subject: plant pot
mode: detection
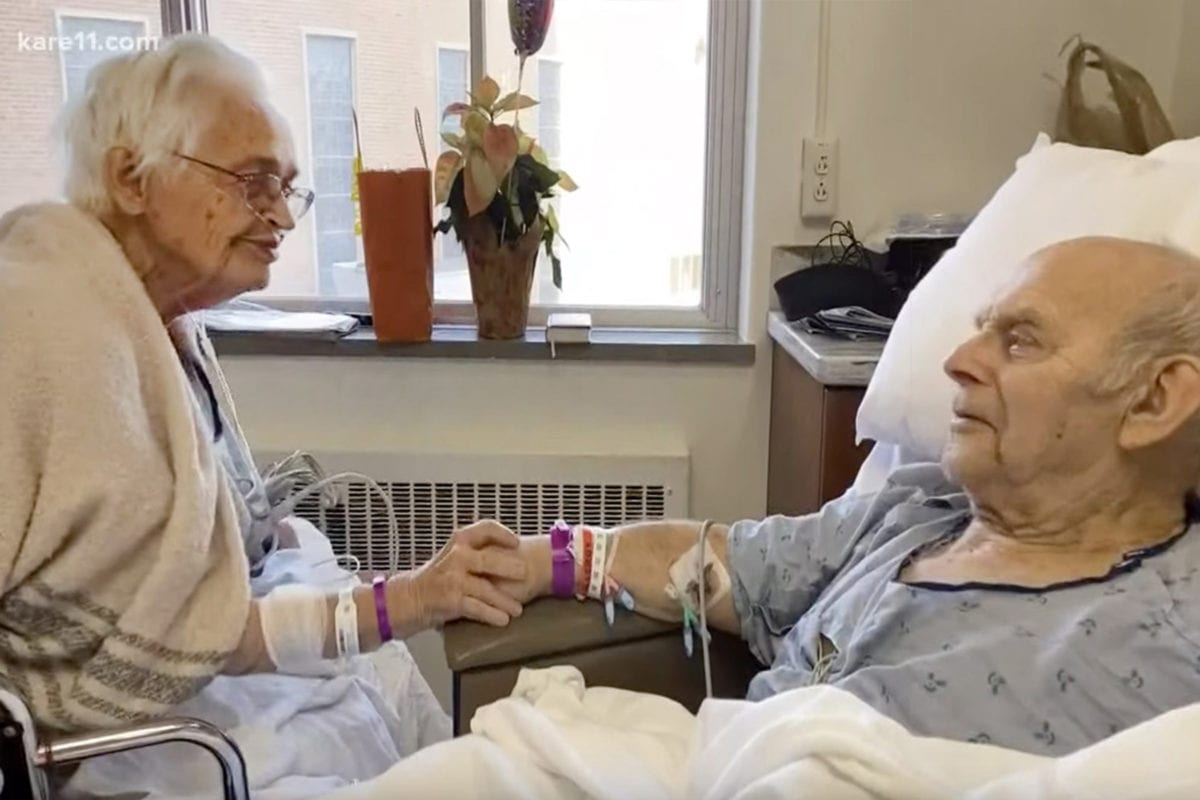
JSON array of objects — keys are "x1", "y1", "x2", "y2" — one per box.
[{"x1": 463, "y1": 214, "x2": 545, "y2": 340}]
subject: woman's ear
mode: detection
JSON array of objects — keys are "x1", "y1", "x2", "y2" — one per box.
[
  {"x1": 103, "y1": 147, "x2": 148, "y2": 215},
  {"x1": 1118, "y1": 356, "x2": 1200, "y2": 451}
]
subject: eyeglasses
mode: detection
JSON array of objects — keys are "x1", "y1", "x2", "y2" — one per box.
[{"x1": 175, "y1": 153, "x2": 315, "y2": 222}]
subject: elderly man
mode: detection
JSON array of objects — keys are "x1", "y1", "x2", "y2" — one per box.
[
  {"x1": 492, "y1": 236, "x2": 1200, "y2": 757},
  {"x1": 0, "y1": 33, "x2": 526, "y2": 796}
]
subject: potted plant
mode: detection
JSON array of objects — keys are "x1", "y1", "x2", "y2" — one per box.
[{"x1": 434, "y1": 75, "x2": 577, "y2": 339}]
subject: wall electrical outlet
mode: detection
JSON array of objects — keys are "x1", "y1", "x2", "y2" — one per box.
[{"x1": 801, "y1": 137, "x2": 838, "y2": 220}]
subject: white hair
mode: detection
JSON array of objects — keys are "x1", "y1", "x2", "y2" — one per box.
[
  {"x1": 1088, "y1": 244, "x2": 1200, "y2": 462},
  {"x1": 57, "y1": 34, "x2": 273, "y2": 216},
  {"x1": 1095, "y1": 247, "x2": 1200, "y2": 396}
]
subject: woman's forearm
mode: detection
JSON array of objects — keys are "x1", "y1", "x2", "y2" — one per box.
[
  {"x1": 223, "y1": 575, "x2": 429, "y2": 675},
  {"x1": 223, "y1": 523, "x2": 527, "y2": 675},
  {"x1": 224, "y1": 601, "x2": 270, "y2": 674}
]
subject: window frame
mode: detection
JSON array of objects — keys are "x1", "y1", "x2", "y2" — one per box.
[
  {"x1": 300, "y1": 28, "x2": 361, "y2": 296},
  {"x1": 535, "y1": 56, "x2": 562, "y2": 166},
  {"x1": 171, "y1": 0, "x2": 749, "y2": 331},
  {"x1": 434, "y1": 42, "x2": 470, "y2": 268},
  {"x1": 55, "y1": 10, "x2": 152, "y2": 102}
]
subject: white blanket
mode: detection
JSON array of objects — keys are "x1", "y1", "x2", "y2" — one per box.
[{"x1": 326, "y1": 666, "x2": 1200, "y2": 800}]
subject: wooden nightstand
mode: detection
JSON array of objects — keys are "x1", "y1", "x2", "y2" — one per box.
[{"x1": 766, "y1": 312, "x2": 882, "y2": 516}]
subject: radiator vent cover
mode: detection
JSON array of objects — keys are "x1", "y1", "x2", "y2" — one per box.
[{"x1": 294, "y1": 481, "x2": 670, "y2": 572}]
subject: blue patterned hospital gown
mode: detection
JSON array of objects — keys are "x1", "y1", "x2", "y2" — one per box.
[{"x1": 728, "y1": 463, "x2": 1200, "y2": 755}]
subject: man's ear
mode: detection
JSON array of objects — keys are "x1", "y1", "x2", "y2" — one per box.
[
  {"x1": 1118, "y1": 356, "x2": 1200, "y2": 451},
  {"x1": 103, "y1": 147, "x2": 148, "y2": 215}
]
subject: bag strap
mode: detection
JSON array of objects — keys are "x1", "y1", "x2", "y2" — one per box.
[{"x1": 1078, "y1": 43, "x2": 1152, "y2": 154}]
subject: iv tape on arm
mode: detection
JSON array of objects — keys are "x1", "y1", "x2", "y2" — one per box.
[
  {"x1": 666, "y1": 531, "x2": 730, "y2": 610},
  {"x1": 259, "y1": 583, "x2": 329, "y2": 671}
]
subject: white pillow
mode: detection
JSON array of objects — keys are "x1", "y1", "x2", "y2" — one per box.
[
  {"x1": 1148, "y1": 136, "x2": 1200, "y2": 166},
  {"x1": 856, "y1": 135, "x2": 1200, "y2": 462}
]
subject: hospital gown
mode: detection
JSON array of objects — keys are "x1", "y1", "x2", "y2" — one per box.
[{"x1": 729, "y1": 463, "x2": 1200, "y2": 756}]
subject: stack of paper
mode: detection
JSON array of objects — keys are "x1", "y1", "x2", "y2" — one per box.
[
  {"x1": 796, "y1": 305, "x2": 893, "y2": 341},
  {"x1": 202, "y1": 300, "x2": 359, "y2": 339}
]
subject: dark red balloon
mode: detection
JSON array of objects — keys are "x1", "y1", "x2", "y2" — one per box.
[{"x1": 508, "y1": 0, "x2": 555, "y2": 58}]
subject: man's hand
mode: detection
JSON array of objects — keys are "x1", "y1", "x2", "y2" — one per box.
[
  {"x1": 466, "y1": 523, "x2": 552, "y2": 606},
  {"x1": 387, "y1": 520, "x2": 528, "y2": 631}
]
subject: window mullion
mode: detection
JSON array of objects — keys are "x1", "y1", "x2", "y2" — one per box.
[
  {"x1": 701, "y1": 0, "x2": 750, "y2": 329},
  {"x1": 161, "y1": 0, "x2": 207, "y2": 35},
  {"x1": 468, "y1": 0, "x2": 486, "y2": 89}
]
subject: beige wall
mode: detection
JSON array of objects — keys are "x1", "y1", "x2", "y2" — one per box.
[
  {"x1": 776, "y1": 0, "x2": 1195, "y2": 270},
  {"x1": 1171, "y1": 0, "x2": 1200, "y2": 137}
]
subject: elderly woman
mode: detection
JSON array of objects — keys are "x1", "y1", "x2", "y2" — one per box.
[{"x1": 0, "y1": 34, "x2": 525, "y2": 796}]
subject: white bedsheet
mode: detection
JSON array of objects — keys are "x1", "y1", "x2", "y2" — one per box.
[
  {"x1": 61, "y1": 519, "x2": 451, "y2": 800},
  {"x1": 325, "y1": 666, "x2": 1200, "y2": 800}
]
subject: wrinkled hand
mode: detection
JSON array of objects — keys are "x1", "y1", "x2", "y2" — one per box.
[
  {"x1": 493, "y1": 534, "x2": 550, "y2": 606},
  {"x1": 396, "y1": 520, "x2": 527, "y2": 629}
]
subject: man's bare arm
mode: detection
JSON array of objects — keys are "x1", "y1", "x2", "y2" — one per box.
[{"x1": 513, "y1": 520, "x2": 741, "y2": 635}]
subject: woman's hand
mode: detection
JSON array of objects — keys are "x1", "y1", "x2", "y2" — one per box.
[{"x1": 387, "y1": 520, "x2": 528, "y2": 631}]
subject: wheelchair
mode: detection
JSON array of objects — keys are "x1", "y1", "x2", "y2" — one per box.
[{"x1": 0, "y1": 680, "x2": 248, "y2": 799}]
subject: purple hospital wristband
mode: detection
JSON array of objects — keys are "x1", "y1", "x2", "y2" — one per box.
[
  {"x1": 372, "y1": 576, "x2": 394, "y2": 643},
  {"x1": 550, "y1": 521, "x2": 575, "y2": 599}
]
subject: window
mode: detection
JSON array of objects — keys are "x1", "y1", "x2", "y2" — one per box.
[
  {"x1": 436, "y1": 45, "x2": 469, "y2": 296},
  {"x1": 58, "y1": 15, "x2": 150, "y2": 101},
  {"x1": 531, "y1": 57, "x2": 562, "y2": 303},
  {"x1": 536, "y1": 59, "x2": 562, "y2": 166},
  {"x1": 2, "y1": 0, "x2": 747, "y2": 329},
  {"x1": 304, "y1": 34, "x2": 359, "y2": 296},
  {"x1": 218, "y1": 0, "x2": 744, "y2": 327},
  {"x1": 0, "y1": 4, "x2": 161, "y2": 215},
  {"x1": 473, "y1": 0, "x2": 741, "y2": 323},
  {"x1": 209, "y1": 1, "x2": 473, "y2": 298},
  {"x1": 437, "y1": 47, "x2": 469, "y2": 143}
]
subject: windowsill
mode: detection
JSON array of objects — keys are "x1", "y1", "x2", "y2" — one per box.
[{"x1": 208, "y1": 324, "x2": 756, "y2": 365}]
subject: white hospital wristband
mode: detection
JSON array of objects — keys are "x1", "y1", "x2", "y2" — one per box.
[
  {"x1": 335, "y1": 586, "x2": 360, "y2": 660},
  {"x1": 588, "y1": 529, "x2": 609, "y2": 600}
]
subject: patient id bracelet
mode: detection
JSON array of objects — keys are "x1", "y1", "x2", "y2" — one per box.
[
  {"x1": 372, "y1": 575, "x2": 394, "y2": 644},
  {"x1": 576, "y1": 527, "x2": 594, "y2": 600},
  {"x1": 334, "y1": 585, "x2": 360, "y2": 660},
  {"x1": 588, "y1": 530, "x2": 609, "y2": 601},
  {"x1": 549, "y1": 521, "x2": 576, "y2": 599}
]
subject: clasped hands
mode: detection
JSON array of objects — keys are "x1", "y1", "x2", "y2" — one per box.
[{"x1": 382, "y1": 520, "x2": 542, "y2": 631}]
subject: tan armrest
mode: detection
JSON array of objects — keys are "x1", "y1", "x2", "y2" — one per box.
[{"x1": 443, "y1": 597, "x2": 677, "y2": 671}]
